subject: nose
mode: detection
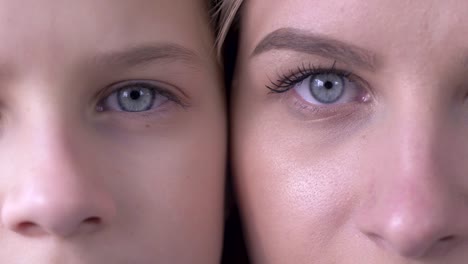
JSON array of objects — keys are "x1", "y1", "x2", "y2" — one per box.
[
  {"x1": 0, "y1": 128, "x2": 116, "y2": 238},
  {"x1": 360, "y1": 181, "x2": 464, "y2": 258},
  {"x1": 356, "y1": 105, "x2": 468, "y2": 258},
  {"x1": 2, "y1": 178, "x2": 116, "y2": 238}
]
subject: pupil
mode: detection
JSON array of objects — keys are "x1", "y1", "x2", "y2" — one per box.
[
  {"x1": 324, "y1": 81, "x2": 334, "y2": 89},
  {"x1": 130, "y1": 90, "x2": 141, "y2": 100}
]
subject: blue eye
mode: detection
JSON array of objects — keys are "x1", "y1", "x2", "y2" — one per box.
[
  {"x1": 295, "y1": 73, "x2": 359, "y2": 105},
  {"x1": 98, "y1": 82, "x2": 171, "y2": 112},
  {"x1": 118, "y1": 86, "x2": 155, "y2": 112},
  {"x1": 267, "y1": 62, "x2": 365, "y2": 106},
  {"x1": 308, "y1": 73, "x2": 345, "y2": 104}
]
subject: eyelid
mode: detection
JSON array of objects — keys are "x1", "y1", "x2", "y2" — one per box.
[
  {"x1": 96, "y1": 79, "x2": 189, "y2": 111},
  {"x1": 266, "y1": 62, "x2": 375, "y2": 103},
  {"x1": 267, "y1": 62, "x2": 352, "y2": 93},
  {"x1": 265, "y1": 62, "x2": 374, "y2": 121},
  {"x1": 287, "y1": 78, "x2": 373, "y2": 120},
  {"x1": 288, "y1": 92, "x2": 372, "y2": 121}
]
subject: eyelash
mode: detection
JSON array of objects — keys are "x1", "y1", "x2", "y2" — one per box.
[{"x1": 267, "y1": 61, "x2": 352, "y2": 93}]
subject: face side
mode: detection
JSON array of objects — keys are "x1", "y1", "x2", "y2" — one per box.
[
  {"x1": 232, "y1": 0, "x2": 468, "y2": 263},
  {"x1": 0, "y1": 0, "x2": 226, "y2": 263}
]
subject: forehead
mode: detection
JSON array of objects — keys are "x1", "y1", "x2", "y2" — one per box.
[
  {"x1": 243, "y1": 0, "x2": 468, "y2": 56},
  {"x1": 0, "y1": 0, "x2": 212, "y2": 65}
]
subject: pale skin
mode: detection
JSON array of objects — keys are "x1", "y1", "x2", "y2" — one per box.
[
  {"x1": 232, "y1": 0, "x2": 468, "y2": 263},
  {"x1": 0, "y1": 0, "x2": 225, "y2": 263}
]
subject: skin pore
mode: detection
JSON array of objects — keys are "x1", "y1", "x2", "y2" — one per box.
[
  {"x1": 0, "y1": 0, "x2": 225, "y2": 263},
  {"x1": 231, "y1": 0, "x2": 468, "y2": 263}
]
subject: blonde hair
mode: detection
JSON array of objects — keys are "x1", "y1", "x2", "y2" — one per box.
[{"x1": 213, "y1": 0, "x2": 244, "y2": 56}]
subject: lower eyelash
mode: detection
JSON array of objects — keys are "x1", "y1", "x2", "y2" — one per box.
[{"x1": 266, "y1": 61, "x2": 352, "y2": 94}]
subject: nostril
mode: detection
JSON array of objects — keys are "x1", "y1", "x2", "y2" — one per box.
[
  {"x1": 80, "y1": 217, "x2": 103, "y2": 234},
  {"x1": 439, "y1": 235, "x2": 455, "y2": 242},
  {"x1": 16, "y1": 221, "x2": 46, "y2": 236},
  {"x1": 17, "y1": 221, "x2": 36, "y2": 230},
  {"x1": 83, "y1": 217, "x2": 101, "y2": 225}
]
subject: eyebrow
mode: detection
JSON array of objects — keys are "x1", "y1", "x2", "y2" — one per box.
[
  {"x1": 252, "y1": 28, "x2": 378, "y2": 71},
  {"x1": 92, "y1": 43, "x2": 201, "y2": 69}
]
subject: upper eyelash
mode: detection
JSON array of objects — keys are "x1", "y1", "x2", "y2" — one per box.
[{"x1": 267, "y1": 61, "x2": 352, "y2": 93}]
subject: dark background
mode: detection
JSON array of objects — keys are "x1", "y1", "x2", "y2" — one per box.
[
  {"x1": 221, "y1": 203, "x2": 250, "y2": 263},
  {"x1": 219, "y1": 9, "x2": 251, "y2": 264}
]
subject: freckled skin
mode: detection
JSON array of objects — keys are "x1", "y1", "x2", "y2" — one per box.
[
  {"x1": 233, "y1": 0, "x2": 468, "y2": 263},
  {"x1": 0, "y1": 0, "x2": 225, "y2": 263}
]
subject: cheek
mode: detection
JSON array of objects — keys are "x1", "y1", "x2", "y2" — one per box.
[
  {"x1": 91, "y1": 102, "x2": 226, "y2": 259},
  {"x1": 232, "y1": 90, "x2": 368, "y2": 260}
]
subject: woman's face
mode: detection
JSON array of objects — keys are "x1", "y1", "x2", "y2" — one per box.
[
  {"x1": 233, "y1": 0, "x2": 468, "y2": 263},
  {"x1": 0, "y1": 0, "x2": 225, "y2": 263}
]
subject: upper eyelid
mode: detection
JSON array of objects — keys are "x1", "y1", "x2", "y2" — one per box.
[
  {"x1": 104, "y1": 79, "x2": 188, "y2": 101},
  {"x1": 267, "y1": 64, "x2": 376, "y2": 105},
  {"x1": 267, "y1": 63, "x2": 353, "y2": 92},
  {"x1": 98, "y1": 80, "x2": 189, "y2": 106}
]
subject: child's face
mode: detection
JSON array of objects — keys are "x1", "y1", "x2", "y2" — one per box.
[
  {"x1": 233, "y1": 0, "x2": 468, "y2": 263},
  {"x1": 0, "y1": 0, "x2": 225, "y2": 263}
]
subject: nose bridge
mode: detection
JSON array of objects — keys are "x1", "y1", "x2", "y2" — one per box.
[
  {"x1": 357, "y1": 81, "x2": 468, "y2": 258},
  {"x1": 391, "y1": 95, "x2": 441, "y2": 178},
  {"x1": 17, "y1": 96, "x2": 84, "y2": 183},
  {"x1": 375, "y1": 81, "x2": 443, "y2": 187},
  {"x1": 1, "y1": 97, "x2": 116, "y2": 238},
  {"x1": 381, "y1": 98, "x2": 451, "y2": 227}
]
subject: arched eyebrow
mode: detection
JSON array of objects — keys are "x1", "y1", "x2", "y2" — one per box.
[
  {"x1": 252, "y1": 28, "x2": 378, "y2": 71},
  {"x1": 92, "y1": 43, "x2": 201, "y2": 69}
]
